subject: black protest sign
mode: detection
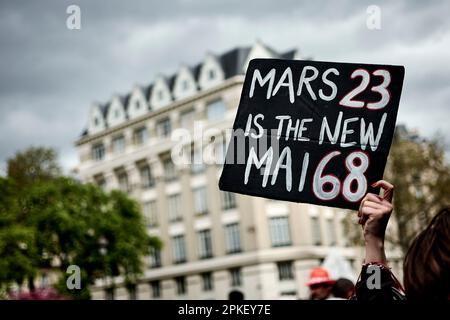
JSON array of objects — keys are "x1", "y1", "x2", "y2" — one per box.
[{"x1": 219, "y1": 59, "x2": 405, "y2": 210}]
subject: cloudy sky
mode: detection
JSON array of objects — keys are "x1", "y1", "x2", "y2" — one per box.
[{"x1": 1, "y1": 0, "x2": 449, "y2": 173}]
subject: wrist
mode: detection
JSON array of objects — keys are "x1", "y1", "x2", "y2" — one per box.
[
  {"x1": 364, "y1": 236, "x2": 386, "y2": 264},
  {"x1": 364, "y1": 235, "x2": 384, "y2": 246}
]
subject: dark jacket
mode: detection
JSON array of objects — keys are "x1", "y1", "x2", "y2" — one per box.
[{"x1": 353, "y1": 264, "x2": 406, "y2": 301}]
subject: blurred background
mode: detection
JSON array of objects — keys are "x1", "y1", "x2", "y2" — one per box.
[{"x1": 0, "y1": 0, "x2": 449, "y2": 300}]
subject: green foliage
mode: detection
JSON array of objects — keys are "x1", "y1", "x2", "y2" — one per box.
[
  {"x1": 7, "y1": 147, "x2": 61, "y2": 191},
  {"x1": 0, "y1": 178, "x2": 38, "y2": 289},
  {"x1": 54, "y1": 268, "x2": 91, "y2": 300},
  {"x1": 0, "y1": 147, "x2": 161, "y2": 299},
  {"x1": 384, "y1": 129, "x2": 450, "y2": 254}
]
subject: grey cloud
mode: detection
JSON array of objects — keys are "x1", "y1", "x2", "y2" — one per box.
[{"x1": 0, "y1": 0, "x2": 449, "y2": 173}]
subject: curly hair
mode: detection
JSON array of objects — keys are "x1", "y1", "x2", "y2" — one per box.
[{"x1": 403, "y1": 206, "x2": 450, "y2": 300}]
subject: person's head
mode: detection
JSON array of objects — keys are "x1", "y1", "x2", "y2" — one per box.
[
  {"x1": 404, "y1": 206, "x2": 450, "y2": 300},
  {"x1": 306, "y1": 267, "x2": 335, "y2": 300},
  {"x1": 228, "y1": 290, "x2": 244, "y2": 301},
  {"x1": 332, "y1": 278, "x2": 355, "y2": 299},
  {"x1": 309, "y1": 282, "x2": 334, "y2": 300}
]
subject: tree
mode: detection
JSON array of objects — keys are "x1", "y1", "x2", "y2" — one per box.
[
  {"x1": 24, "y1": 177, "x2": 161, "y2": 299},
  {"x1": 7, "y1": 147, "x2": 61, "y2": 191},
  {"x1": 0, "y1": 178, "x2": 37, "y2": 296},
  {"x1": 0, "y1": 147, "x2": 161, "y2": 299},
  {"x1": 344, "y1": 126, "x2": 450, "y2": 257},
  {"x1": 384, "y1": 127, "x2": 450, "y2": 254}
]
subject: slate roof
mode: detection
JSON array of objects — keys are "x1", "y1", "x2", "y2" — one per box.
[{"x1": 81, "y1": 44, "x2": 298, "y2": 137}]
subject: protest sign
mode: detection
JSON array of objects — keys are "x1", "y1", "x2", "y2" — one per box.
[{"x1": 219, "y1": 59, "x2": 405, "y2": 210}]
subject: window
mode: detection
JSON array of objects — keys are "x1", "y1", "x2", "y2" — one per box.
[
  {"x1": 149, "y1": 247, "x2": 161, "y2": 268},
  {"x1": 311, "y1": 216, "x2": 322, "y2": 246},
  {"x1": 140, "y1": 165, "x2": 155, "y2": 189},
  {"x1": 206, "y1": 99, "x2": 226, "y2": 121},
  {"x1": 156, "y1": 118, "x2": 171, "y2": 138},
  {"x1": 112, "y1": 135, "x2": 126, "y2": 154},
  {"x1": 214, "y1": 136, "x2": 227, "y2": 165},
  {"x1": 281, "y1": 290, "x2": 297, "y2": 297},
  {"x1": 193, "y1": 187, "x2": 208, "y2": 215},
  {"x1": 175, "y1": 277, "x2": 187, "y2": 295},
  {"x1": 94, "y1": 174, "x2": 106, "y2": 190},
  {"x1": 116, "y1": 171, "x2": 129, "y2": 193},
  {"x1": 168, "y1": 194, "x2": 182, "y2": 222},
  {"x1": 182, "y1": 80, "x2": 189, "y2": 91},
  {"x1": 201, "y1": 272, "x2": 213, "y2": 291},
  {"x1": 94, "y1": 117, "x2": 99, "y2": 126},
  {"x1": 92, "y1": 143, "x2": 105, "y2": 161},
  {"x1": 197, "y1": 229, "x2": 213, "y2": 259},
  {"x1": 221, "y1": 191, "x2": 236, "y2": 210},
  {"x1": 114, "y1": 109, "x2": 120, "y2": 118},
  {"x1": 230, "y1": 268, "x2": 242, "y2": 287},
  {"x1": 143, "y1": 201, "x2": 158, "y2": 227},
  {"x1": 327, "y1": 218, "x2": 337, "y2": 246},
  {"x1": 150, "y1": 281, "x2": 161, "y2": 298},
  {"x1": 172, "y1": 235, "x2": 186, "y2": 264},
  {"x1": 157, "y1": 90, "x2": 164, "y2": 101},
  {"x1": 208, "y1": 69, "x2": 216, "y2": 80},
  {"x1": 277, "y1": 261, "x2": 294, "y2": 280},
  {"x1": 269, "y1": 217, "x2": 292, "y2": 247},
  {"x1": 180, "y1": 108, "x2": 195, "y2": 128},
  {"x1": 224, "y1": 223, "x2": 241, "y2": 254},
  {"x1": 163, "y1": 158, "x2": 177, "y2": 182},
  {"x1": 134, "y1": 127, "x2": 148, "y2": 145},
  {"x1": 191, "y1": 146, "x2": 205, "y2": 174}
]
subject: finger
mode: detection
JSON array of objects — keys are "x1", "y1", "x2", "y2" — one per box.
[
  {"x1": 358, "y1": 194, "x2": 370, "y2": 216},
  {"x1": 383, "y1": 188, "x2": 394, "y2": 203},
  {"x1": 359, "y1": 212, "x2": 370, "y2": 226},
  {"x1": 358, "y1": 198, "x2": 365, "y2": 217},
  {"x1": 359, "y1": 206, "x2": 381, "y2": 225},
  {"x1": 358, "y1": 193, "x2": 381, "y2": 218},
  {"x1": 361, "y1": 200, "x2": 383, "y2": 210},
  {"x1": 379, "y1": 199, "x2": 393, "y2": 213},
  {"x1": 365, "y1": 193, "x2": 383, "y2": 203},
  {"x1": 361, "y1": 206, "x2": 382, "y2": 216},
  {"x1": 359, "y1": 215, "x2": 367, "y2": 226},
  {"x1": 372, "y1": 180, "x2": 394, "y2": 202}
]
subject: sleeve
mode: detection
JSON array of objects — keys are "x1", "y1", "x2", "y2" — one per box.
[{"x1": 354, "y1": 264, "x2": 405, "y2": 301}]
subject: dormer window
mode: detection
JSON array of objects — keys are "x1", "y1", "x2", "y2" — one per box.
[
  {"x1": 114, "y1": 109, "x2": 120, "y2": 118},
  {"x1": 199, "y1": 56, "x2": 224, "y2": 90},
  {"x1": 157, "y1": 90, "x2": 164, "y2": 100},
  {"x1": 208, "y1": 69, "x2": 216, "y2": 80},
  {"x1": 88, "y1": 104, "x2": 106, "y2": 134},
  {"x1": 127, "y1": 89, "x2": 148, "y2": 119},
  {"x1": 182, "y1": 80, "x2": 189, "y2": 91}
]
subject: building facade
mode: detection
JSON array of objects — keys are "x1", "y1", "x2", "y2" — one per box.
[{"x1": 75, "y1": 41, "x2": 401, "y2": 300}]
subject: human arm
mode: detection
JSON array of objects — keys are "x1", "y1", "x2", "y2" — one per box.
[{"x1": 358, "y1": 180, "x2": 394, "y2": 264}]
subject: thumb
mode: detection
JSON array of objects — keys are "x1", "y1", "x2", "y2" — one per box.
[{"x1": 371, "y1": 180, "x2": 394, "y2": 203}]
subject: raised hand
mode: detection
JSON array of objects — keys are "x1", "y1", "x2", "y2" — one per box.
[{"x1": 358, "y1": 180, "x2": 394, "y2": 263}]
